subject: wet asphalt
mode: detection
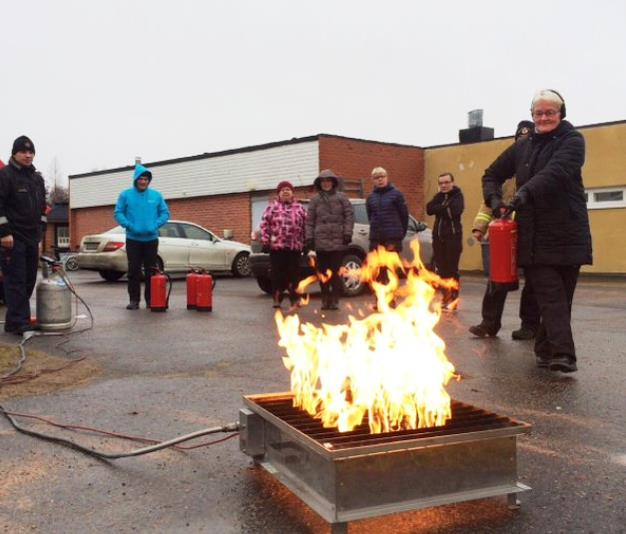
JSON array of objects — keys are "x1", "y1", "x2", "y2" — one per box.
[{"x1": 1, "y1": 271, "x2": 625, "y2": 534}]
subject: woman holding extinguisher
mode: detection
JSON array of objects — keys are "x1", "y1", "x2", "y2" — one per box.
[
  {"x1": 260, "y1": 181, "x2": 307, "y2": 309},
  {"x1": 482, "y1": 89, "x2": 592, "y2": 373}
]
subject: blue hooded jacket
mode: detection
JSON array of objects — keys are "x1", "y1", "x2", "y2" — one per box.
[{"x1": 114, "y1": 164, "x2": 170, "y2": 242}]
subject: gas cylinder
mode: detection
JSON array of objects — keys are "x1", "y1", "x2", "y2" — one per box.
[
  {"x1": 186, "y1": 270, "x2": 200, "y2": 310},
  {"x1": 488, "y1": 217, "x2": 519, "y2": 290},
  {"x1": 150, "y1": 271, "x2": 170, "y2": 312},
  {"x1": 36, "y1": 262, "x2": 73, "y2": 331},
  {"x1": 196, "y1": 272, "x2": 213, "y2": 312}
]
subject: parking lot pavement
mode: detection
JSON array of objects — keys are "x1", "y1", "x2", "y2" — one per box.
[{"x1": 1, "y1": 271, "x2": 625, "y2": 533}]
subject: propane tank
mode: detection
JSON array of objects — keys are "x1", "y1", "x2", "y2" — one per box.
[
  {"x1": 36, "y1": 261, "x2": 74, "y2": 331},
  {"x1": 186, "y1": 270, "x2": 200, "y2": 310},
  {"x1": 196, "y1": 272, "x2": 213, "y2": 312},
  {"x1": 149, "y1": 270, "x2": 170, "y2": 312},
  {"x1": 488, "y1": 217, "x2": 519, "y2": 291}
]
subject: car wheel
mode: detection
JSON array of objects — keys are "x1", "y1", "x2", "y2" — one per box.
[
  {"x1": 256, "y1": 276, "x2": 273, "y2": 294},
  {"x1": 231, "y1": 252, "x2": 251, "y2": 278},
  {"x1": 64, "y1": 256, "x2": 79, "y2": 271},
  {"x1": 340, "y1": 254, "x2": 365, "y2": 297},
  {"x1": 99, "y1": 270, "x2": 125, "y2": 282}
]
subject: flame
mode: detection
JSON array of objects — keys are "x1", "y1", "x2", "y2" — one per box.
[{"x1": 276, "y1": 241, "x2": 459, "y2": 434}]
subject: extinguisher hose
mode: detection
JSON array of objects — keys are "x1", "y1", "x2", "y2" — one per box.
[{"x1": 165, "y1": 272, "x2": 173, "y2": 306}]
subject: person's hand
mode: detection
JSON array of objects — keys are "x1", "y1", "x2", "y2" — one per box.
[
  {"x1": 508, "y1": 187, "x2": 530, "y2": 213},
  {"x1": 261, "y1": 244, "x2": 270, "y2": 253},
  {"x1": 488, "y1": 196, "x2": 507, "y2": 217},
  {"x1": 472, "y1": 230, "x2": 484, "y2": 242},
  {"x1": 343, "y1": 235, "x2": 351, "y2": 245},
  {"x1": 0, "y1": 235, "x2": 14, "y2": 249}
]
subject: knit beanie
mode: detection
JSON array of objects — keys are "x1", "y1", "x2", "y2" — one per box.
[
  {"x1": 12, "y1": 135, "x2": 36, "y2": 155},
  {"x1": 276, "y1": 180, "x2": 294, "y2": 194}
]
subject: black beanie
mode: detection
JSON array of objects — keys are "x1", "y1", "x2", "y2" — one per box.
[{"x1": 12, "y1": 135, "x2": 36, "y2": 155}]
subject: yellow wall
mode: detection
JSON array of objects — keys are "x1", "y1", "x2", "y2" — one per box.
[{"x1": 423, "y1": 121, "x2": 626, "y2": 274}]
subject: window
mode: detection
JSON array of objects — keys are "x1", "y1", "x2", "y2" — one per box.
[
  {"x1": 585, "y1": 187, "x2": 626, "y2": 210},
  {"x1": 353, "y1": 203, "x2": 369, "y2": 225},
  {"x1": 56, "y1": 225, "x2": 70, "y2": 247},
  {"x1": 182, "y1": 224, "x2": 214, "y2": 241},
  {"x1": 159, "y1": 222, "x2": 182, "y2": 238}
]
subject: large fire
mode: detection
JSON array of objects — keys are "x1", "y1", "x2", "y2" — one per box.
[{"x1": 275, "y1": 241, "x2": 458, "y2": 434}]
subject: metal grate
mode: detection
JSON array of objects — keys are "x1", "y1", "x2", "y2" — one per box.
[{"x1": 251, "y1": 395, "x2": 525, "y2": 451}]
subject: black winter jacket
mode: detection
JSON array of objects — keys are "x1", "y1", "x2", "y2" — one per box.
[
  {"x1": 482, "y1": 120, "x2": 592, "y2": 266},
  {"x1": 0, "y1": 158, "x2": 47, "y2": 244},
  {"x1": 426, "y1": 186, "x2": 464, "y2": 241},
  {"x1": 366, "y1": 184, "x2": 409, "y2": 243}
]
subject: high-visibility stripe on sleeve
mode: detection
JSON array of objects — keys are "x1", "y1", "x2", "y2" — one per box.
[
  {"x1": 0, "y1": 216, "x2": 8, "y2": 225},
  {"x1": 40, "y1": 215, "x2": 47, "y2": 223}
]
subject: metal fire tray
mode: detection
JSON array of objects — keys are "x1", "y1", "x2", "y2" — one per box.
[{"x1": 240, "y1": 393, "x2": 531, "y2": 532}]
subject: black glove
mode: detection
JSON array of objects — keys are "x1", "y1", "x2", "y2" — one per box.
[
  {"x1": 508, "y1": 187, "x2": 530, "y2": 212},
  {"x1": 261, "y1": 244, "x2": 270, "y2": 253},
  {"x1": 305, "y1": 239, "x2": 315, "y2": 252},
  {"x1": 488, "y1": 196, "x2": 508, "y2": 218},
  {"x1": 343, "y1": 235, "x2": 351, "y2": 245}
]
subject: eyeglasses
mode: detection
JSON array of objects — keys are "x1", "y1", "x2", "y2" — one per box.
[
  {"x1": 438, "y1": 181, "x2": 452, "y2": 185},
  {"x1": 532, "y1": 109, "x2": 560, "y2": 118}
]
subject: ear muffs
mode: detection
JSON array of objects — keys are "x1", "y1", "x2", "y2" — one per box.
[{"x1": 547, "y1": 89, "x2": 566, "y2": 119}]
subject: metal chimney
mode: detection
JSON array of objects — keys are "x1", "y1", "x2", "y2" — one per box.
[{"x1": 468, "y1": 109, "x2": 484, "y2": 128}]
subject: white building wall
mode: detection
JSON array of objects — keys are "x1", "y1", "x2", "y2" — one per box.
[{"x1": 70, "y1": 141, "x2": 319, "y2": 209}]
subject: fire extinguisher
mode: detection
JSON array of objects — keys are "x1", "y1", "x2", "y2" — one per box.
[
  {"x1": 196, "y1": 271, "x2": 214, "y2": 312},
  {"x1": 488, "y1": 216, "x2": 520, "y2": 291},
  {"x1": 186, "y1": 269, "x2": 201, "y2": 310},
  {"x1": 150, "y1": 269, "x2": 172, "y2": 312}
]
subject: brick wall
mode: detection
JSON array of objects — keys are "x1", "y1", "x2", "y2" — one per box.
[
  {"x1": 318, "y1": 135, "x2": 425, "y2": 218},
  {"x1": 70, "y1": 192, "x2": 251, "y2": 249}
]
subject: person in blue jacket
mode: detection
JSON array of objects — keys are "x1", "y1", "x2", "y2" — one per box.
[{"x1": 114, "y1": 164, "x2": 169, "y2": 309}]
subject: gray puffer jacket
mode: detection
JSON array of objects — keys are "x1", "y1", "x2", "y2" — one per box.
[{"x1": 305, "y1": 190, "x2": 354, "y2": 251}]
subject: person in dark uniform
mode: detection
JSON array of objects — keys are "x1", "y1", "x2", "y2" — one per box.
[
  {"x1": 469, "y1": 121, "x2": 540, "y2": 339},
  {"x1": 482, "y1": 89, "x2": 592, "y2": 373},
  {"x1": 426, "y1": 172, "x2": 464, "y2": 309},
  {"x1": 0, "y1": 136, "x2": 48, "y2": 335}
]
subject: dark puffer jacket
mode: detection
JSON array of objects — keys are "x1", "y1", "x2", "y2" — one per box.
[
  {"x1": 0, "y1": 158, "x2": 47, "y2": 244},
  {"x1": 305, "y1": 188, "x2": 354, "y2": 251},
  {"x1": 366, "y1": 184, "x2": 409, "y2": 243},
  {"x1": 426, "y1": 186, "x2": 464, "y2": 241},
  {"x1": 482, "y1": 120, "x2": 592, "y2": 266}
]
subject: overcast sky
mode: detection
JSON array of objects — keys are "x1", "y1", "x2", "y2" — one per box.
[{"x1": 2, "y1": 0, "x2": 625, "y2": 187}]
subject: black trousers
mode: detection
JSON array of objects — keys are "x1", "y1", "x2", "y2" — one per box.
[
  {"x1": 0, "y1": 239, "x2": 39, "y2": 328},
  {"x1": 525, "y1": 265, "x2": 580, "y2": 361},
  {"x1": 269, "y1": 250, "x2": 301, "y2": 299},
  {"x1": 316, "y1": 250, "x2": 343, "y2": 301},
  {"x1": 433, "y1": 237, "x2": 462, "y2": 301},
  {"x1": 481, "y1": 275, "x2": 540, "y2": 333},
  {"x1": 126, "y1": 239, "x2": 159, "y2": 304}
]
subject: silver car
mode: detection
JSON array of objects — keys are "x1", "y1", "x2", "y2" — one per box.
[{"x1": 78, "y1": 220, "x2": 252, "y2": 281}]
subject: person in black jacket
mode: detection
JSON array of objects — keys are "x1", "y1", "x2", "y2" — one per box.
[
  {"x1": 0, "y1": 136, "x2": 48, "y2": 335},
  {"x1": 426, "y1": 172, "x2": 464, "y2": 309},
  {"x1": 366, "y1": 167, "x2": 408, "y2": 253},
  {"x1": 482, "y1": 89, "x2": 592, "y2": 373}
]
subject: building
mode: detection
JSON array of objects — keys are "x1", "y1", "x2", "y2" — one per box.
[{"x1": 69, "y1": 122, "x2": 626, "y2": 274}]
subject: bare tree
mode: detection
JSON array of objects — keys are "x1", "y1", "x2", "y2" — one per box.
[{"x1": 48, "y1": 157, "x2": 69, "y2": 203}]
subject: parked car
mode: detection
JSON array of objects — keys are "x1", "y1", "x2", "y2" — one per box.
[
  {"x1": 77, "y1": 220, "x2": 251, "y2": 281},
  {"x1": 249, "y1": 199, "x2": 433, "y2": 296}
]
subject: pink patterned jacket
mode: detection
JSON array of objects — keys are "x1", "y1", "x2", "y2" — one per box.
[{"x1": 260, "y1": 199, "x2": 307, "y2": 251}]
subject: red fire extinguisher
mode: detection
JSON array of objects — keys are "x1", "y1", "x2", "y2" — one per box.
[
  {"x1": 150, "y1": 270, "x2": 172, "y2": 312},
  {"x1": 488, "y1": 216, "x2": 519, "y2": 291},
  {"x1": 186, "y1": 270, "x2": 200, "y2": 310},
  {"x1": 196, "y1": 271, "x2": 214, "y2": 312}
]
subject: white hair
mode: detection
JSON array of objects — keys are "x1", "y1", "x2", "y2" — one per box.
[
  {"x1": 531, "y1": 89, "x2": 564, "y2": 111},
  {"x1": 371, "y1": 166, "x2": 388, "y2": 178}
]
